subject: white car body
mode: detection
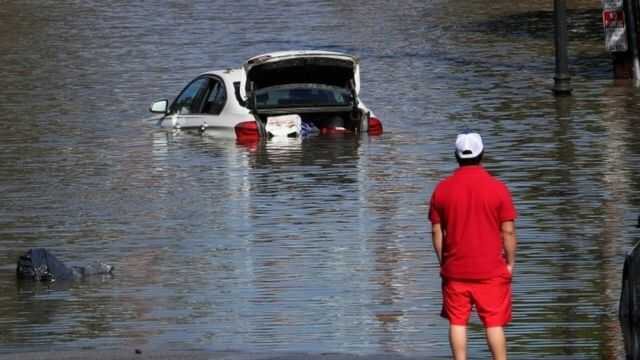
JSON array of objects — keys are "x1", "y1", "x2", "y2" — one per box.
[
  {"x1": 149, "y1": 51, "x2": 382, "y2": 140},
  {"x1": 151, "y1": 68, "x2": 252, "y2": 138}
]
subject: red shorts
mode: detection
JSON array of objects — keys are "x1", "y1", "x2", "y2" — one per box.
[{"x1": 441, "y1": 270, "x2": 512, "y2": 327}]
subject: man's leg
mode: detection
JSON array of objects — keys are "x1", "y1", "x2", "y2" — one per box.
[
  {"x1": 485, "y1": 326, "x2": 507, "y2": 360},
  {"x1": 475, "y1": 271, "x2": 511, "y2": 360},
  {"x1": 449, "y1": 324, "x2": 467, "y2": 360}
]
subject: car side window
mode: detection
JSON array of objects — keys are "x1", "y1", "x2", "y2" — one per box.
[
  {"x1": 202, "y1": 79, "x2": 227, "y2": 115},
  {"x1": 172, "y1": 78, "x2": 209, "y2": 115}
]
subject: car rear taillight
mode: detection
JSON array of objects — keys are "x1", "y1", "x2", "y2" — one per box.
[
  {"x1": 368, "y1": 116, "x2": 383, "y2": 135},
  {"x1": 235, "y1": 120, "x2": 260, "y2": 143},
  {"x1": 320, "y1": 127, "x2": 350, "y2": 135}
]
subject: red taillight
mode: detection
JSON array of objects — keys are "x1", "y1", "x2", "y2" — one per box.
[
  {"x1": 320, "y1": 127, "x2": 350, "y2": 135},
  {"x1": 368, "y1": 116, "x2": 383, "y2": 135},
  {"x1": 235, "y1": 120, "x2": 260, "y2": 143}
]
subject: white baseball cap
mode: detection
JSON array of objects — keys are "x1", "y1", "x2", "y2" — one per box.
[{"x1": 455, "y1": 132, "x2": 484, "y2": 159}]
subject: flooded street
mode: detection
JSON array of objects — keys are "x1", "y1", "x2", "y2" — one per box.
[{"x1": 1, "y1": 0, "x2": 639, "y2": 358}]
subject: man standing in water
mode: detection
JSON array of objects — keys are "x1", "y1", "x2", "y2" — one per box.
[{"x1": 428, "y1": 132, "x2": 517, "y2": 360}]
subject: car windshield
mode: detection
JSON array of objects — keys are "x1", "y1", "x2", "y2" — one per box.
[{"x1": 254, "y1": 84, "x2": 352, "y2": 108}]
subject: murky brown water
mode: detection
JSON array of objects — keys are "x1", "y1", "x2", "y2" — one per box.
[{"x1": 1, "y1": 0, "x2": 638, "y2": 358}]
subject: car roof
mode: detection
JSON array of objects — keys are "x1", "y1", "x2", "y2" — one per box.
[{"x1": 199, "y1": 68, "x2": 244, "y2": 82}]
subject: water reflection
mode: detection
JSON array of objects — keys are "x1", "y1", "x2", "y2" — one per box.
[{"x1": 597, "y1": 83, "x2": 638, "y2": 358}]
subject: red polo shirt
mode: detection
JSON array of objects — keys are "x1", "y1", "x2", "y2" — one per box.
[{"x1": 429, "y1": 165, "x2": 517, "y2": 280}]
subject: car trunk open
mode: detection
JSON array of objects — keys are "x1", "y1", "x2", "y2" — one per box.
[{"x1": 242, "y1": 52, "x2": 365, "y2": 137}]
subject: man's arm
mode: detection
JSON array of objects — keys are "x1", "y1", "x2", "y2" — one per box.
[
  {"x1": 501, "y1": 221, "x2": 517, "y2": 273},
  {"x1": 432, "y1": 223, "x2": 443, "y2": 265}
]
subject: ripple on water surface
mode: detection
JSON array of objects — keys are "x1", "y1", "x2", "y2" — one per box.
[{"x1": 0, "y1": 0, "x2": 637, "y2": 358}]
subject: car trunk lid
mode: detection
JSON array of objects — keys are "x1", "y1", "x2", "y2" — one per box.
[{"x1": 240, "y1": 51, "x2": 360, "y2": 103}]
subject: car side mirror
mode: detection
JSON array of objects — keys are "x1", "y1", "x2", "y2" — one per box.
[{"x1": 149, "y1": 99, "x2": 169, "y2": 114}]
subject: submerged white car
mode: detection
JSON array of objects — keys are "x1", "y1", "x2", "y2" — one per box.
[{"x1": 149, "y1": 51, "x2": 383, "y2": 141}]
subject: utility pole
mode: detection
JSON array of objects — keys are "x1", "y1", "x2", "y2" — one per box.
[{"x1": 553, "y1": 0, "x2": 573, "y2": 95}]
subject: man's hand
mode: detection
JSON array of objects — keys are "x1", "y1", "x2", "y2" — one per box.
[
  {"x1": 501, "y1": 221, "x2": 517, "y2": 274},
  {"x1": 432, "y1": 223, "x2": 443, "y2": 265}
]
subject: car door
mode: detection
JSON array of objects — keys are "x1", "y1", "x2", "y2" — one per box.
[{"x1": 169, "y1": 76, "x2": 227, "y2": 130}]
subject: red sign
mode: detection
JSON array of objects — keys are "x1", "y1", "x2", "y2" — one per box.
[{"x1": 603, "y1": 10, "x2": 625, "y2": 28}]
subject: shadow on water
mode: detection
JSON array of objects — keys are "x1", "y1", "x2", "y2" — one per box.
[
  {"x1": 359, "y1": 6, "x2": 611, "y2": 81},
  {"x1": 471, "y1": 9, "x2": 604, "y2": 42},
  {"x1": 468, "y1": 8, "x2": 611, "y2": 79}
]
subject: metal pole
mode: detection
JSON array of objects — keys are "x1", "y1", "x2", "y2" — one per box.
[
  {"x1": 553, "y1": 0, "x2": 573, "y2": 95},
  {"x1": 625, "y1": 0, "x2": 640, "y2": 80}
]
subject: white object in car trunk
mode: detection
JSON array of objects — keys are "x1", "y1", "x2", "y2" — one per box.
[{"x1": 266, "y1": 114, "x2": 302, "y2": 137}]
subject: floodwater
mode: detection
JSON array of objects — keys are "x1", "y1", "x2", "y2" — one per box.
[{"x1": 0, "y1": 0, "x2": 638, "y2": 358}]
